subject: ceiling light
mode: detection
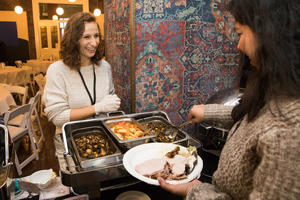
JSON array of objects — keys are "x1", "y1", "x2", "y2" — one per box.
[
  {"x1": 14, "y1": 6, "x2": 23, "y2": 14},
  {"x1": 69, "y1": 0, "x2": 76, "y2": 2},
  {"x1": 93, "y1": 8, "x2": 101, "y2": 16},
  {"x1": 52, "y1": 15, "x2": 58, "y2": 20},
  {"x1": 56, "y1": 7, "x2": 64, "y2": 16}
]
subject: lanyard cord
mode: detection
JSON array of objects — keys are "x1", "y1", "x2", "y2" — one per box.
[{"x1": 78, "y1": 64, "x2": 96, "y2": 105}]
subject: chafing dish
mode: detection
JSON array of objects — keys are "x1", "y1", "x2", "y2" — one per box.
[
  {"x1": 137, "y1": 116, "x2": 189, "y2": 145},
  {"x1": 58, "y1": 111, "x2": 201, "y2": 198},
  {"x1": 70, "y1": 126, "x2": 122, "y2": 169},
  {"x1": 102, "y1": 117, "x2": 155, "y2": 149}
]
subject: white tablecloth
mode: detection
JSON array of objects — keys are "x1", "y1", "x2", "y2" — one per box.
[
  {"x1": 26, "y1": 60, "x2": 55, "y2": 75},
  {"x1": 0, "y1": 66, "x2": 30, "y2": 85},
  {"x1": 0, "y1": 87, "x2": 16, "y2": 115}
]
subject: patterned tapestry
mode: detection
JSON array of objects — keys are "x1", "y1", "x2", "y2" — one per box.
[
  {"x1": 105, "y1": 0, "x2": 240, "y2": 131},
  {"x1": 104, "y1": 0, "x2": 132, "y2": 114},
  {"x1": 135, "y1": 0, "x2": 240, "y2": 127}
]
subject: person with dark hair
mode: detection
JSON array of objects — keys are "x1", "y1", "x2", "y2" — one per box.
[
  {"x1": 158, "y1": 0, "x2": 300, "y2": 199},
  {"x1": 43, "y1": 12, "x2": 120, "y2": 134}
]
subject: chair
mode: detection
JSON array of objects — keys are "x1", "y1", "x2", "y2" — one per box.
[
  {"x1": 4, "y1": 104, "x2": 39, "y2": 176},
  {"x1": 28, "y1": 91, "x2": 45, "y2": 152},
  {"x1": 0, "y1": 84, "x2": 28, "y2": 105},
  {"x1": 12, "y1": 68, "x2": 25, "y2": 86},
  {"x1": 15, "y1": 60, "x2": 23, "y2": 68},
  {"x1": 21, "y1": 65, "x2": 35, "y2": 95},
  {"x1": 34, "y1": 74, "x2": 46, "y2": 91},
  {"x1": 34, "y1": 74, "x2": 46, "y2": 116},
  {"x1": 12, "y1": 61, "x2": 34, "y2": 95},
  {"x1": 7, "y1": 91, "x2": 45, "y2": 152}
]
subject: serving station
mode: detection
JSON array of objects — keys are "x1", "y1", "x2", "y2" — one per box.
[{"x1": 54, "y1": 111, "x2": 202, "y2": 198}]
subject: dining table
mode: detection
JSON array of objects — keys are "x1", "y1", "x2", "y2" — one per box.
[
  {"x1": 25, "y1": 59, "x2": 55, "y2": 75},
  {"x1": 0, "y1": 87, "x2": 16, "y2": 115},
  {"x1": 0, "y1": 66, "x2": 32, "y2": 86}
]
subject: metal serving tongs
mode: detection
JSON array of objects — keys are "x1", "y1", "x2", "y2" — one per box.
[
  {"x1": 178, "y1": 120, "x2": 192, "y2": 129},
  {"x1": 166, "y1": 120, "x2": 192, "y2": 140}
]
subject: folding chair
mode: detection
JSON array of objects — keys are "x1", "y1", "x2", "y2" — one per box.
[
  {"x1": 34, "y1": 74, "x2": 46, "y2": 116},
  {"x1": 0, "y1": 84, "x2": 28, "y2": 105},
  {"x1": 7, "y1": 92, "x2": 45, "y2": 152},
  {"x1": 28, "y1": 91, "x2": 45, "y2": 152},
  {"x1": 21, "y1": 65, "x2": 35, "y2": 95},
  {"x1": 15, "y1": 60, "x2": 23, "y2": 68},
  {"x1": 4, "y1": 104, "x2": 39, "y2": 176}
]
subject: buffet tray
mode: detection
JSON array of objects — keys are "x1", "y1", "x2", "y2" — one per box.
[
  {"x1": 137, "y1": 116, "x2": 189, "y2": 145},
  {"x1": 102, "y1": 117, "x2": 155, "y2": 150},
  {"x1": 59, "y1": 111, "x2": 202, "y2": 195},
  {"x1": 70, "y1": 126, "x2": 122, "y2": 169}
]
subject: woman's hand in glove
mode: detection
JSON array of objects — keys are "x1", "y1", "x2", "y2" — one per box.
[{"x1": 95, "y1": 94, "x2": 121, "y2": 114}]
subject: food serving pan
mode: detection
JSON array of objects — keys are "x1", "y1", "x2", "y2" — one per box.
[
  {"x1": 137, "y1": 116, "x2": 189, "y2": 145},
  {"x1": 102, "y1": 117, "x2": 156, "y2": 149},
  {"x1": 70, "y1": 126, "x2": 122, "y2": 169},
  {"x1": 59, "y1": 111, "x2": 202, "y2": 198}
]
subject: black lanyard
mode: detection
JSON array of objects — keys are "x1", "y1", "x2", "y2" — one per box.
[{"x1": 78, "y1": 64, "x2": 96, "y2": 105}]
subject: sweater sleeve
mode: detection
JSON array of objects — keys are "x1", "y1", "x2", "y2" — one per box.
[
  {"x1": 203, "y1": 104, "x2": 234, "y2": 129},
  {"x1": 43, "y1": 63, "x2": 71, "y2": 127}
]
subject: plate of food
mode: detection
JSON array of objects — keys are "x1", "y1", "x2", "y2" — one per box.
[{"x1": 123, "y1": 143, "x2": 203, "y2": 186}]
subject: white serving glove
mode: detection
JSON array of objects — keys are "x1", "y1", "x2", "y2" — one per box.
[{"x1": 95, "y1": 94, "x2": 121, "y2": 115}]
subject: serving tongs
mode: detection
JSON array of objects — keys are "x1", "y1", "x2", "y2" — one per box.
[
  {"x1": 178, "y1": 120, "x2": 193, "y2": 129},
  {"x1": 166, "y1": 121, "x2": 192, "y2": 139}
]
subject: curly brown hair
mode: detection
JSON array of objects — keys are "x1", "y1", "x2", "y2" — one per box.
[{"x1": 60, "y1": 12, "x2": 104, "y2": 70}]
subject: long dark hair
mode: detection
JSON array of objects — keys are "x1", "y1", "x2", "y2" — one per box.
[
  {"x1": 60, "y1": 12, "x2": 104, "y2": 70},
  {"x1": 227, "y1": 0, "x2": 300, "y2": 122}
]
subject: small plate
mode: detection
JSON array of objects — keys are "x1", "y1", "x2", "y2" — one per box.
[
  {"x1": 115, "y1": 191, "x2": 151, "y2": 200},
  {"x1": 123, "y1": 143, "x2": 203, "y2": 186},
  {"x1": 22, "y1": 169, "x2": 56, "y2": 189}
]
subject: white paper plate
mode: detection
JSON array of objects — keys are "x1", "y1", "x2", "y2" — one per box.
[
  {"x1": 23, "y1": 169, "x2": 56, "y2": 189},
  {"x1": 123, "y1": 143, "x2": 203, "y2": 186},
  {"x1": 115, "y1": 191, "x2": 151, "y2": 200}
]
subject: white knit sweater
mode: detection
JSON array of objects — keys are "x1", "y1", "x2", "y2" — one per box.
[{"x1": 43, "y1": 60, "x2": 115, "y2": 133}]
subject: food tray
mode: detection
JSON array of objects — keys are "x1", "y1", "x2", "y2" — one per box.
[
  {"x1": 70, "y1": 126, "x2": 122, "y2": 169},
  {"x1": 137, "y1": 116, "x2": 189, "y2": 144},
  {"x1": 102, "y1": 117, "x2": 156, "y2": 149}
]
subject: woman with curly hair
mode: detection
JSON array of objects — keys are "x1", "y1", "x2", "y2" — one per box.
[
  {"x1": 43, "y1": 12, "x2": 120, "y2": 134},
  {"x1": 159, "y1": 0, "x2": 300, "y2": 199}
]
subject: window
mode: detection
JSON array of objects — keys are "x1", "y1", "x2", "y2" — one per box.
[
  {"x1": 50, "y1": 26, "x2": 58, "y2": 48},
  {"x1": 39, "y1": 3, "x2": 83, "y2": 20},
  {"x1": 40, "y1": 26, "x2": 48, "y2": 48}
]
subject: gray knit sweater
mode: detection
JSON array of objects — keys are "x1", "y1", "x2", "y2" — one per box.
[
  {"x1": 187, "y1": 97, "x2": 300, "y2": 200},
  {"x1": 43, "y1": 60, "x2": 115, "y2": 133}
]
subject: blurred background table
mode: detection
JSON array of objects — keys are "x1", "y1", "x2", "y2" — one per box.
[
  {"x1": 0, "y1": 66, "x2": 31, "y2": 86},
  {"x1": 25, "y1": 60, "x2": 55, "y2": 75}
]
